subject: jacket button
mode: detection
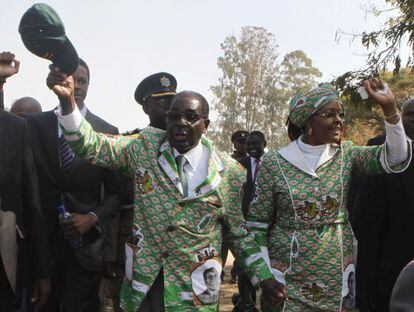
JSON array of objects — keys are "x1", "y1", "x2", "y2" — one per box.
[
  {"x1": 162, "y1": 251, "x2": 170, "y2": 258},
  {"x1": 166, "y1": 225, "x2": 176, "y2": 232}
]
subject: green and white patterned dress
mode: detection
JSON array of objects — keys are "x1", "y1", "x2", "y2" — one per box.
[
  {"x1": 247, "y1": 140, "x2": 407, "y2": 311},
  {"x1": 64, "y1": 120, "x2": 273, "y2": 312}
]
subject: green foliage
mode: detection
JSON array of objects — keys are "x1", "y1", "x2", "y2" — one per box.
[
  {"x1": 344, "y1": 67, "x2": 414, "y2": 144},
  {"x1": 335, "y1": 0, "x2": 414, "y2": 97},
  {"x1": 210, "y1": 26, "x2": 321, "y2": 151},
  {"x1": 280, "y1": 50, "x2": 322, "y2": 94}
]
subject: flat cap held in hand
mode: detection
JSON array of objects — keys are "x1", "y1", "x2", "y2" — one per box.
[{"x1": 19, "y1": 3, "x2": 79, "y2": 75}]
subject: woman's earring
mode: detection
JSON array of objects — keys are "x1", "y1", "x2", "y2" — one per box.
[{"x1": 308, "y1": 127, "x2": 313, "y2": 136}]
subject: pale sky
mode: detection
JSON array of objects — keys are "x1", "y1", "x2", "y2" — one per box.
[{"x1": 1, "y1": 0, "x2": 392, "y2": 131}]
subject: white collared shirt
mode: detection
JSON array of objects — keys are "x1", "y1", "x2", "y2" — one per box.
[
  {"x1": 250, "y1": 155, "x2": 264, "y2": 181},
  {"x1": 57, "y1": 104, "x2": 87, "y2": 137},
  {"x1": 173, "y1": 141, "x2": 209, "y2": 198}
]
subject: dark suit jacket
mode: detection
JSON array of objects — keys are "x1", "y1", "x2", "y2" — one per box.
[
  {"x1": 24, "y1": 109, "x2": 122, "y2": 272},
  {"x1": 240, "y1": 156, "x2": 253, "y2": 219},
  {"x1": 0, "y1": 110, "x2": 49, "y2": 306},
  {"x1": 352, "y1": 135, "x2": 414, "y2": 311}
]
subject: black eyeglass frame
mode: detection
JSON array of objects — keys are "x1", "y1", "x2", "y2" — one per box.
[{"x1": 166, "y1": 111, "x2": 208, "y2": 124}]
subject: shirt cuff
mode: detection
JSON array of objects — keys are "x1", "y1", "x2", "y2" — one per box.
[
  {"x1": 382, "y1": 118, "x2": 408, "y2": 168},
  {"x1": 54, "y1": 105, "x2": 83, "y2": 133}
]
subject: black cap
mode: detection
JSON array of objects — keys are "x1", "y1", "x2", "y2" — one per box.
[
  {"x1": 18, "y1": 3, "x2": 79, "y2": 75},
  {"x1": 231, "y1": 130, "x2": 249, "y2": 143},
  {"x1": 134, "y1": 72, "x2": 177, "y2": 105}
]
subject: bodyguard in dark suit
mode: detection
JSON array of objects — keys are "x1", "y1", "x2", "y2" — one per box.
[
  {"x1": 240, "y1": 131, "x2": 267, "y2": 218},
  {"x1": 24, "y1": 59, "x2": 122, "y2": 312},
  {"x1": 234, "y1": 131, "x2": 266, "y2": 312},
  {"x1": 0, "y1": 52, "x2": 50, "y2": 312},
  {"x1": 352, "y1": 99, "x2": 414, "y2": 312}
]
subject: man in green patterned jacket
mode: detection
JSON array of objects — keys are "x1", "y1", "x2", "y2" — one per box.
[{"x1": 46, "y1": 67, "x2": 285, "y2": 312}]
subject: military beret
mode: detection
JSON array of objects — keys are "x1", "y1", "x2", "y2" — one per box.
[
  {"x1": 19, "y1": 3, "x2": 79, "y2": 75},
  {"x1": 231, "y1": 130, "x2": 249, "y2": 143},
  {"x1": 134, "y1": 72, "x2": 177, "y2": 105}
]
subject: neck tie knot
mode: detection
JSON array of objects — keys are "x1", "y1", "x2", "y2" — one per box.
[{"x1": 176, "y1": 155, "x2": 187, "y2": 168}]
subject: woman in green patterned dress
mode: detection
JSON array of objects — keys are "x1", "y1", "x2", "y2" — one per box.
[{"x1": 247, "y1": 80, "x2": 411, "y2": 311}]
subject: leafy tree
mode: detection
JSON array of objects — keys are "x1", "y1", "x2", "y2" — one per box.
[
  {"x1": 344, "y1": 67, "x2": 414, "y2": 144},
  {"x1": 279, "y1": 50, "x2": 322, "y2": 95},
  {"x1": 210, "y1": 26, "x2": 280, "y2": 150},
  {"x1": 210, "y1": 27, "x2": 321, "y2": 151},
  {"x1": 335, "y1": 0, "x2": 414, "y2": 98}
]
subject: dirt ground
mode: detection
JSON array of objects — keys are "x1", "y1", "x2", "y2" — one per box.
[{"x1": 219, "y1": 252, "x2": 238, "y2": 311}]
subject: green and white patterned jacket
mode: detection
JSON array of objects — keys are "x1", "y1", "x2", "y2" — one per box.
[{"x1": 64, "y1": 120, "x2": 273, "y2": 312}]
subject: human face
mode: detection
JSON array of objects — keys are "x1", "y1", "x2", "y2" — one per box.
[
  {"x1": 402, "y1": 102, "x2": 414, "y2": 140},
  {"x1": 73, "y1": 65, "x2": 89, "y2": 107},
  {"x1": 233, "y1": 139, "x2": 247, "y2": 154},
  {"x1": 167, "y1": 96, "x2": 210, "y2": 154},
  {"x1": 204, "y1": 269, "x2": 218, "y2": 291},
  {"x1": 144, "y1": 96, "x2": 172, "y2": 130},
  {"x1": 247, "y1": 135, "x2": 266, "y2": 159},
  {"x1": 304, "y1": 100, "x2": 344, "y2": 145}
]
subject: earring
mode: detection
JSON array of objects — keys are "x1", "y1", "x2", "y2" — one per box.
[{"x1": 308, "y1": 127, "x2": 313, "y2": 136}]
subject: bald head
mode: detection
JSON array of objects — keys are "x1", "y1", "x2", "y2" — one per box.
[
  {"x1": 10, "y1": 97, "x2": 42, "y2": 116},
  {"x1": 401, "y1": 98, "x2": 414, "y2": 140}
]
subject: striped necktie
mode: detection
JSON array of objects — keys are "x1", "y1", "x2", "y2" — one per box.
[
  {"x1": 253, "y1": 158, "x2": 262, "y2": 182},
  {"x1": 176, "y1": 155, "x2": 188, "y2": 197},
  {"x1": 59, "y1": 134, "x2": 75, "y2": 177}
]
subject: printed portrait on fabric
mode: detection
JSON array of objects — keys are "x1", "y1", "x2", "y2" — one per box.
[
  {"x1": 342, "y1": 263, "x2": 356, "y2": 309},
  {"x1": 191, "y1": 258, "x2": 222, "y2": 305},
  {"x1": 125, "y1": 224, "x2": 145, "y2": 281}
]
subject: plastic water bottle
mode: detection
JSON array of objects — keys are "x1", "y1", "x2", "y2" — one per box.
[{"x1": 57, "y1": 205, "x2": 83, "y2": 249}]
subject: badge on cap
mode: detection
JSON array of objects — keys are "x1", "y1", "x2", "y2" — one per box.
[{"x1": 160, "y1": 76, "x2": 171, "y2": 87}]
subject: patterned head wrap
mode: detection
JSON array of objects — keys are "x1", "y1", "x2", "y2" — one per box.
[{"x1": 288, "y1": 84, "x2": 342, "y2": 128}]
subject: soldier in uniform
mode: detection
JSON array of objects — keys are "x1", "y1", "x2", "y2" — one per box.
[
  {"x1": 230, "y1": 130, "x2": 249, "y2": 162},
  {"x1": 123, "y1": 72, "x2": 177, "y2": 135}
]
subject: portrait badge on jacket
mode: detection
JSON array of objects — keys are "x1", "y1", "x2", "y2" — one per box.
[{"x1": 135, "y1": 168, "x2": 157, "y2": 194}]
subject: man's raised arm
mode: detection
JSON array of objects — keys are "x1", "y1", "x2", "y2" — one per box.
[
  {"x1": 47, "y1": 66, "x2": 139, "y2": 175},
  {"x1": 0, "y1": 51, "x2": 20, "y2": 110}
]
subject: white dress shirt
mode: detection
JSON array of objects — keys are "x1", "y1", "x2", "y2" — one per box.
[
  {"x1": 173, "y1": 142, "x2": 209, "y2": 198},
  {"x1": 57, "y1": 104, "x2": 87, "y2": 137},
  {"x1": 250, "y1": 155, "x2": 264, "y2": 181}
]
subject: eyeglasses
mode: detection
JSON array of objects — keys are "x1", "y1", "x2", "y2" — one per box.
[
  {"x1": 313, "y1": 111, "x2": 345, "y2": 120},
  {"x1": 167, "y1": 111, "x2": 207, "y2": 124}
]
